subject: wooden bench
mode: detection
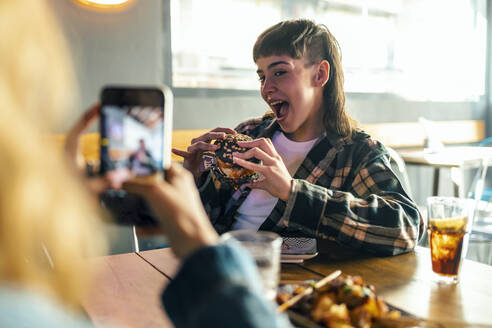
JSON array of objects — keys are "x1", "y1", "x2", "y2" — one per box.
[
  {"x1": 47, "y1": 130, "x2": 210, "y2": 163},
  {"x1": 170, "y1": 129, "x2": 209, "y2": 162},
  {"x1": 49, "y1": 120, "x2": 485, "y2": 163}
]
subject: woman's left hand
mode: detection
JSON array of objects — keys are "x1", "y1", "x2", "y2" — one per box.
[
  {"x1": 64, "y1": 103, "x2": 127, "y2": 194},
  {"x1": 64, "y1": 103, "x2": 100, "y2": 171},
  {"x1": 233, "y1": 137, "x2": 292, "y2": 201}
]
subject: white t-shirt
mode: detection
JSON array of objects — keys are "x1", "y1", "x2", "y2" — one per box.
[{"x1": 232, "y1": 131, "x2": 318, "y2": 231}]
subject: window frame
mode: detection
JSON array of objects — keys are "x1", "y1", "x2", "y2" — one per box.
[{"x1": 163, "y1": 0, "x2": 490, "y2": 102}]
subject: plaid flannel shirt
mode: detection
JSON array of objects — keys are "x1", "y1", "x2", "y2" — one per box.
[{"x1": 198, "y1": 115, "x2": 424, "y2": 256}]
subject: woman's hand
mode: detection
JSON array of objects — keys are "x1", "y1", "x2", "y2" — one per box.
[
  {"x1": 172, "y1": 127, "x2": 236, "y2": 180},
  {"x1": 233, "y1": 138, "x2": 292, "y2": 201},
  {"x1": 64, "y1": 103, "x2": 100, "y2": 171},
  {"x1": 64, "y1": 103, "x2": 127, "y2": 194},
  {"x1": 123, "y1": 163, "x2": 219, "y2": 259}
]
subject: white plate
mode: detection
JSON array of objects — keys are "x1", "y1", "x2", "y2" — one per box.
[
  {"x1": 281, "y1": 238, "x2": 318, "y2": 263},
  {"x1": 281, "y1": 252, "x2": 319, "y2": 263}
]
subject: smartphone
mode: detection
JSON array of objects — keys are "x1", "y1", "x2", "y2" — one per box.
[
  {"x1": 99, "y1": 85, "x2": 173, "y2": 226},
  {"x1": 100, "y1": 86, "x2": 173, "y2": 176}
]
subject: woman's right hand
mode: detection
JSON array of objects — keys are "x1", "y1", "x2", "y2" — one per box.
[
  {"x1": 123, "y1": 163, "x2": 219, "y2": 259},
  {"x1": 172, "y1": 127, "x2": 236, "y2": 180}
]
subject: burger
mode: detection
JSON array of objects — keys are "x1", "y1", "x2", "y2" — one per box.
[{"x1": 211, "y1": 134, "x2": 259, "y2": 189}]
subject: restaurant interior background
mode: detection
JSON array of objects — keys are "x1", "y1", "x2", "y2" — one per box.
[{"x1": 49, "y1": 0, "x2": 492, "y2": 258}]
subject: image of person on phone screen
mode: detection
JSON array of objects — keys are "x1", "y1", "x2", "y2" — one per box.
[{"x1": 128, "y1": 138, "x2": 157, "y2": 176}]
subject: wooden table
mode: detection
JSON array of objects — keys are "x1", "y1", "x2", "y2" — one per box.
[
  {"x1": 83, "y1": 245, "x2": 492, "y2": 328},
  {"x1": 83, "y1": 252, "x2": 174, "y2": 328},
  {"x1": 398, "y1": 146, "x2": 492, "y2": 197}
]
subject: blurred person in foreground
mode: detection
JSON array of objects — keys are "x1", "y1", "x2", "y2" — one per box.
[
  {"x1": 0, "y1": 0, "x2": 106, "y2": 326},
  {"x1": 2, "y1": 0, "x2": 289, "y2": 327}
]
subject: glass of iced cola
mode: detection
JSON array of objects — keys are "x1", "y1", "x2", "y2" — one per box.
[{"x1": 427, "y1": 197, "x2": 473, "y2": 284}]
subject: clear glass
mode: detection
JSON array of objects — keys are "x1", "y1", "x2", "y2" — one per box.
[
  {"x1": 427, "y1": 197, "x2": 473, "y2": 284},
  {"x1": 220, "y1": 230, "x2": 282, "y2": 300},
  {"x1": 170, "y1": 0, "x2": 486, "y2": 101}
]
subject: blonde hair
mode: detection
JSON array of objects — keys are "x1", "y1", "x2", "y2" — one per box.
[{"x1": 0, "y1": 0, "x2": 106, "y2": 309}]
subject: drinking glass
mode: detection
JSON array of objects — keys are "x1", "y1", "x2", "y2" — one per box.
[
  {"x1": 220, "y1": 230, "x2": 282, "y2": 300},
  {"x1": 427, "y1": 197, "x2": 473, "y2": 284}
]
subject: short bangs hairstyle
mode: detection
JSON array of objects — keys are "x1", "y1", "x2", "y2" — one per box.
[{"x1": 253, "y1": 19, "x2": 355, "y2": 138}]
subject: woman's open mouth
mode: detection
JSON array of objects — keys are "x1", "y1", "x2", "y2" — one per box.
[{"x1": 270, "y1": 100, "x2": 289, "y2": 121}]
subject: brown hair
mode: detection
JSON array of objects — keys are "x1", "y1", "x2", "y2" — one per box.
[{"x1": 253, "y1": 19, "x2": 356, "y2": 137}]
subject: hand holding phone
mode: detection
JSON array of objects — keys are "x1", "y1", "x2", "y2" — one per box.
[
  {"x1": 122, "y1": 163, "x2": 219, "y2": 259},
  {"x1": 99, "y1": 85, "x2": 173, "y2": 226}
]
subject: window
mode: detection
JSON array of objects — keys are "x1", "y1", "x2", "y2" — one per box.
[{"x1": 170, "y1": 0, "x2": 487, "y2": 101}]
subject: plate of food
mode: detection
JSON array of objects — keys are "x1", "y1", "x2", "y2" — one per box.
[
  {"x1": 281, "y1": 238, "x2": 318, "y2": 263},
  {"x1": 276, "y1": 271, "x2": 444, "y2": 328}
]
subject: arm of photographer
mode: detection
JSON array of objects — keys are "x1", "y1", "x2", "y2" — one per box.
[
  {"x1": 124, "y1": 164, "x2": 292, "y2": 328},
  {"x1": 64, "y1": 107, "x2": 291, "y2": 327}
]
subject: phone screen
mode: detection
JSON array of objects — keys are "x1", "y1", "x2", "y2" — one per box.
[
  {"x1": 98, "y1": 86, "x2": 173, "y2": 227},
  {"x1": 101, "y1": 105, "x2": 164, "y2": 176},
  {"x1": 100, "y1": 86, "x2": 172, "y2": 177}
]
